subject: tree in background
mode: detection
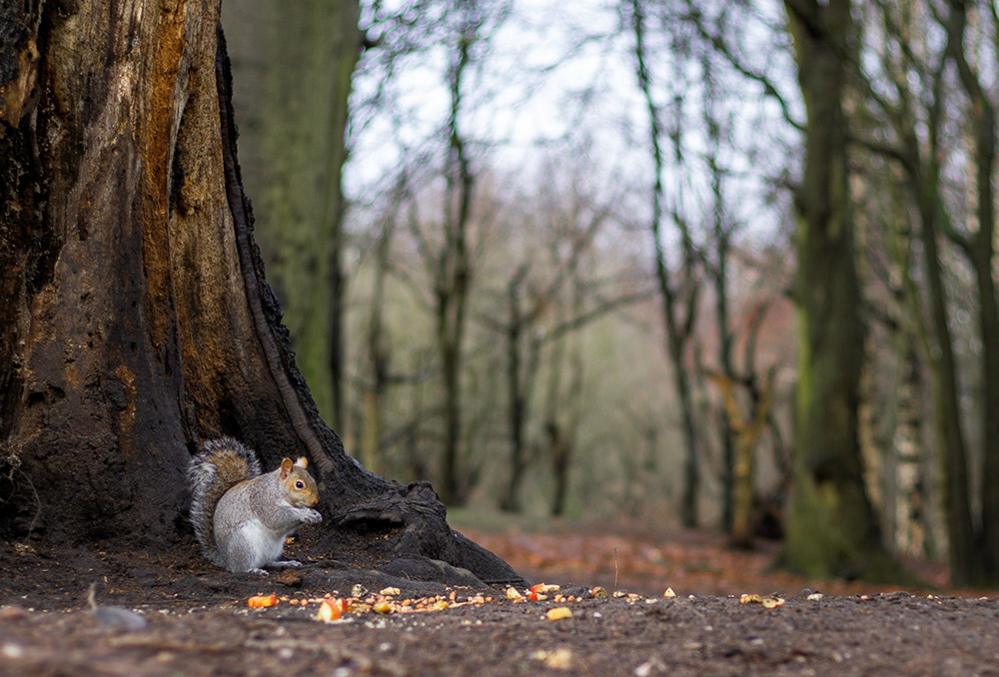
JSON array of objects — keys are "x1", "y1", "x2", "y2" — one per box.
[
  {"x1": 359, "y1": 178, "x2": 404, "y2": 476},
  {"x1": 779, "y1": 0, "x2": 895, "y2": 579},
  {"x1": 224, "y1": 0, "x2": 361, "y2": 428},
  {"x1": 262, "y1": 0, "x2": 997, "y2": 587},
  {"x1": 699, "y1": 52, "x2": 738, "y2": 533},
  {"x1": 386, "y1": 0, "x2": 511, "y2": 505},
  {"x1": 433, "y1": 0, "x2": 478, "y2": 504},
  {"x1": 851, "y1": 0, "x2": 998, "y2": 584},
  {"x1": 483, "y1": 178, "x2": 612, "y2": 513},
  {"x1": 629, "y1": 0, "x2": 704, "y2": 528}
]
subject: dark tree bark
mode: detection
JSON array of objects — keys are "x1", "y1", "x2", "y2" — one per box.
[{"x1": 0, "y1": 0, "x2": 520, "y2": 588}]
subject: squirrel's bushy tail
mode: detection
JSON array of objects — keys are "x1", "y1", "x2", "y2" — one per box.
[{"x1": 188, "y1": 437, "x2": 261, "y2": 565}]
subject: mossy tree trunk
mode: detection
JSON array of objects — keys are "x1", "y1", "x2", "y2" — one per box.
[
  {"x1": 0, "y1": 0, "x2": 520, "y2": 588},
  {"x1": 781, "y1": 0, "x2": 895, "y2": 579},
  {"x1": 223, "y1": 0, "x2": 359, "y2": 429}
]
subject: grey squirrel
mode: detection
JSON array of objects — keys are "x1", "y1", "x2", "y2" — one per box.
[{"x1": 188, "y1": 437, "x2": 323, "y2": 574}]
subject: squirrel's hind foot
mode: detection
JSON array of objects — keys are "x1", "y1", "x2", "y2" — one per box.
[
  {"x1": 248, "y1": 568, "x2": 269, "y2": 575},
  {"x1": 269, "y1": 559, "x2": 303, "y2": 568}
]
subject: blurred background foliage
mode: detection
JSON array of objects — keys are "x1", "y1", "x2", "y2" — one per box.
[{"x1": 223, "y1": 0, "x2": 999, "y2": 585}]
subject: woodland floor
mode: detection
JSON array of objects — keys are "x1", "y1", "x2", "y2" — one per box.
[{"x1": 1, "y1": 517, "x2": 998, "y2": 676}]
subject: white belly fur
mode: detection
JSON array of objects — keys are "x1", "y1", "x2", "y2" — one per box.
[{"x1": 240, "y1": 519, "x2": 285, "y2": 568}]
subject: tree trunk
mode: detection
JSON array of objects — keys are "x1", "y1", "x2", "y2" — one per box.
[
  {"x1": 911, "y1": 143, "x2": 977, "y2": 584},
  {"x1": 859, "y1": 0, "x2": 978, "y2": 583},
  {"x1": 223, "y1": 0, "x2": 357, "y2": 429},
  {"x1": 499, "y1": 275, "x2": 527, "y2": 513},
  {"x1": 701, "y1": 53, "x2": 736, "y2": 533},
  {"x1": 360, "y1": 202, "x2": 397, "y2": 477},
  {"x1": 945, "y1": 2, "x2": 999, "y2": 579},
  {"x1": 630, "y1": 0, "x2": 701, "y2": 528},
  {"x1": 0, "y1": 0, "x2": 520, "y2": 588},
  {"x1": 675, "y1": 363, "x2": 700, "y2": 528},
  {"x1": 434, "y1": 6, "x2": 476, "y2": 505},
  {"x1": 730, "y1": 430, "x2": 756, "y2": 549},
  {"x1": 781, "y1": 0, "x2": 895, "y2": 579},
  {"x1": 548, "y1": 422, "x2": 571, "y2": 517},
  {"x1": 893, "y1": 339, "x2": 929, "y2": 557},
  {"x1": 714, "y1": 260, "x2": 735, "y2": 534},
  {"x1": 438, "y1": 311, "x2": 466, "y2": 504},
  {"x1": 884, "y1": 180, "x2": 933, "y2": 558}
]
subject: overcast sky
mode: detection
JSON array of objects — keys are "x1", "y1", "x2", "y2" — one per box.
[{"x1": 345, "y1": 0, "x2": 800, "y2": 250}]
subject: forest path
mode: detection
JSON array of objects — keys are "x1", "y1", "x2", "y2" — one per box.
[
  {"x1": 457, "y1": 519, "x2": 960, "y2": 598},
  {"x1": 1, "y1": 526, "x2": 995, "y2": 675}
]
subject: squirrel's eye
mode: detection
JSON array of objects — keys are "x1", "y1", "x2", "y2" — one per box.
[{"x1": 295, "y1": 480, "x2": 304, "y2": 490}]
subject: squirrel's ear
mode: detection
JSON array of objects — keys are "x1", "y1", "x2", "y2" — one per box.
[
  {"x1": 279, "y1": 457, "x2": 293, "y2": 479},
  {"x1": 294, "y1": 456, "x2": 308, "y2": 469}
]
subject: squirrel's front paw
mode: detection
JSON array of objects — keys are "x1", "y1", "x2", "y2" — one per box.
[{"x1": 302, "y1": 509, "x2": 323, "y2": 525}]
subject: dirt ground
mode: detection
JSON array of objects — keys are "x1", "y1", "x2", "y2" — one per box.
[{"x1": 2, "y1": 531, "x2": 998, "y2": 676}]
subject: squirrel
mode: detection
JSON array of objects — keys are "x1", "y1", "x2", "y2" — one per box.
[{"x1": 188, "y1": 437, "x2": 323, "y2": 574}]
